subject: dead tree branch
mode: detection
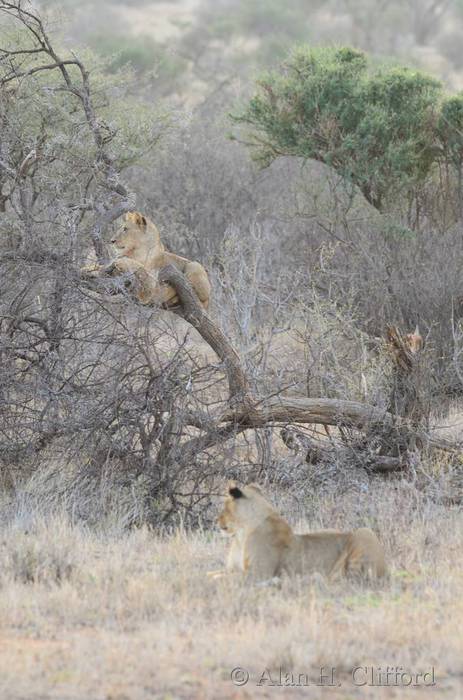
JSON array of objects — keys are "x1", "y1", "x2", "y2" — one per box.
[{"x1": 0, "y1": 0, "x2": 134, "y2": 260}]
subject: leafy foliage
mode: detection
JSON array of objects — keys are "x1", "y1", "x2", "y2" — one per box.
[
  {"x1": 438, "y1": 93, "x2": 463, "y2": 171},
  {"x1": 233, "y1": 46, "x2": 443, "y2": 210}
]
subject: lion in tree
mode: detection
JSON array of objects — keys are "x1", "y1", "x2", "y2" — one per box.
[{"x1": 83, "y1": 212, "x2": 211, "y2": 309}]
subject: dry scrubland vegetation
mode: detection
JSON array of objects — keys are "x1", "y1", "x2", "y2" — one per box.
[
  {"x1": 0, "y1": 486, "x2": 462, "y2": 699},
  {"x1": 1, "y1": 0, "x2": 463, "y2": 698}
]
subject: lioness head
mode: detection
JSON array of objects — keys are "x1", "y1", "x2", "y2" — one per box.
[
  {"x1": 110, "y1": 211, "x2": 162, "y2": 258},
  {"x1": 218, "y1": 481, "x2": 273, "y2": 533}
]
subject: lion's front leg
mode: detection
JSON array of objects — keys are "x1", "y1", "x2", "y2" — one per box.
[
  {"x1": 107, "y1": 257, "x2": 147, "y2": 274},
  {"x1": 109, "y1": 258, "x2": 179, "y2": 307},
  {"x1": 80, "y1": 257, "x2": 141, "y2": 278},
  {"x1": 81, "y1": 257, "x2": 179, "y2": 308},
  {"x1": 82, "y1": 256, "x2": 145, "y2": 275}
]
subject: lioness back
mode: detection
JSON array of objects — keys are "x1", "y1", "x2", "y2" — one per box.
[
  {"x1": 287, "y1": 528, "x2": 387, "y2": 579},
  {"x1": 286, "y1": 530, "x2": 351, "y2": 577}
]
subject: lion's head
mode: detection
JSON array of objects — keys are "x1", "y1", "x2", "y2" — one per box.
[
  {"x1": 110, "y1": 211, "x2": 162, "y2": 260},
  {"x1": 217, "y1": 481, "x2": 273, "y2": 533}
]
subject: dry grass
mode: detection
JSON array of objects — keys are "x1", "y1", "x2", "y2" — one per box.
[
  {"x1": 0, "y1": 483, "x2": 461, "y2": 700},
  {"x1": 432, "y1": 403, "x2": 463, "y2": 441}
]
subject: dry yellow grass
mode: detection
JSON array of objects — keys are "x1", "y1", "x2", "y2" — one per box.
[{"x1": 0, "y1": 486, "x2": 461, "y2": 700}]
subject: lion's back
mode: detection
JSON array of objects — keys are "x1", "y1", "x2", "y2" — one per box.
[
  {"x1": 286, "y1": 530, "x2": 350, "y2": 576},
  {"x1": 286, "y1": 527, "x2": 387, "y2": 580}
]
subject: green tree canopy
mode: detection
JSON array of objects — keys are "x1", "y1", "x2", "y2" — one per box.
[
  {"x1": 438, "y1": 94, "x2": 463, "y2": 167},
  {"x1": 232, "y1": 46, "x2": 444, "y2": 211}
]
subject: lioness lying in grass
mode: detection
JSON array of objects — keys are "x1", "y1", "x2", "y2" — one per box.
[{"x1": 208, "y1": 482, "x2": 387, "y2": 582}]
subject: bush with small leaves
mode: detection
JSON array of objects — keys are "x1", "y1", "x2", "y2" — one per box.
[{"x1": 232, "y1": 46, "x2": 442, "y2": 212}]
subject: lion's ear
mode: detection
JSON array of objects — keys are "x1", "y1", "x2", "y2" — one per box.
[
  {"x1": 228, "y1": 484, "x2": 244, "y2": 499},
  {"x1": 134, "y1": 212, "x2": 147, "y2": 228},
  {"x1": 125, "y1": 211, "x2": 147, "y2": 227}
]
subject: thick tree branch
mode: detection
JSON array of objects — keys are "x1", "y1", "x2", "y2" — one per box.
[
  {"x1": 159, "y1": 268, "x2": 463, "y2": 454},
  {"x1": 158, "y1": 264, "x2": 251, "y2": 403}
]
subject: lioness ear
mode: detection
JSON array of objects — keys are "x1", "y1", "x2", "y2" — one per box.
[
  {"x1": 125, "y1": 211, "x2": 147, "y2": 227},
  {"x1": 229, "y1": 486, "x2": 244, "y2": 499},
  {"x1": 134, "y1": 212, "x2": 147, "y2": 227}
]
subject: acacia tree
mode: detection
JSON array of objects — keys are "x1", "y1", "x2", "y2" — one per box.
[
  {"x1": 438, "y1": 93, "x2": 463, "y2": 216},
  {"x1": 232, "y1": 46, "x2": 443, "y2": 213}
]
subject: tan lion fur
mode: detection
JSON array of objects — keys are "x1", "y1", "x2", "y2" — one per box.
[
  {"x1": 83, "y1": 211, "x2": 211, "y2": 309},
  {"x1": 208, "y1": 482, "x2": 387, "y2": 582}
]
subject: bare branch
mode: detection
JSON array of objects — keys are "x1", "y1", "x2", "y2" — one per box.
[{"x1": 0, "y1": 0, "x2": 133, "y2": 260}]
